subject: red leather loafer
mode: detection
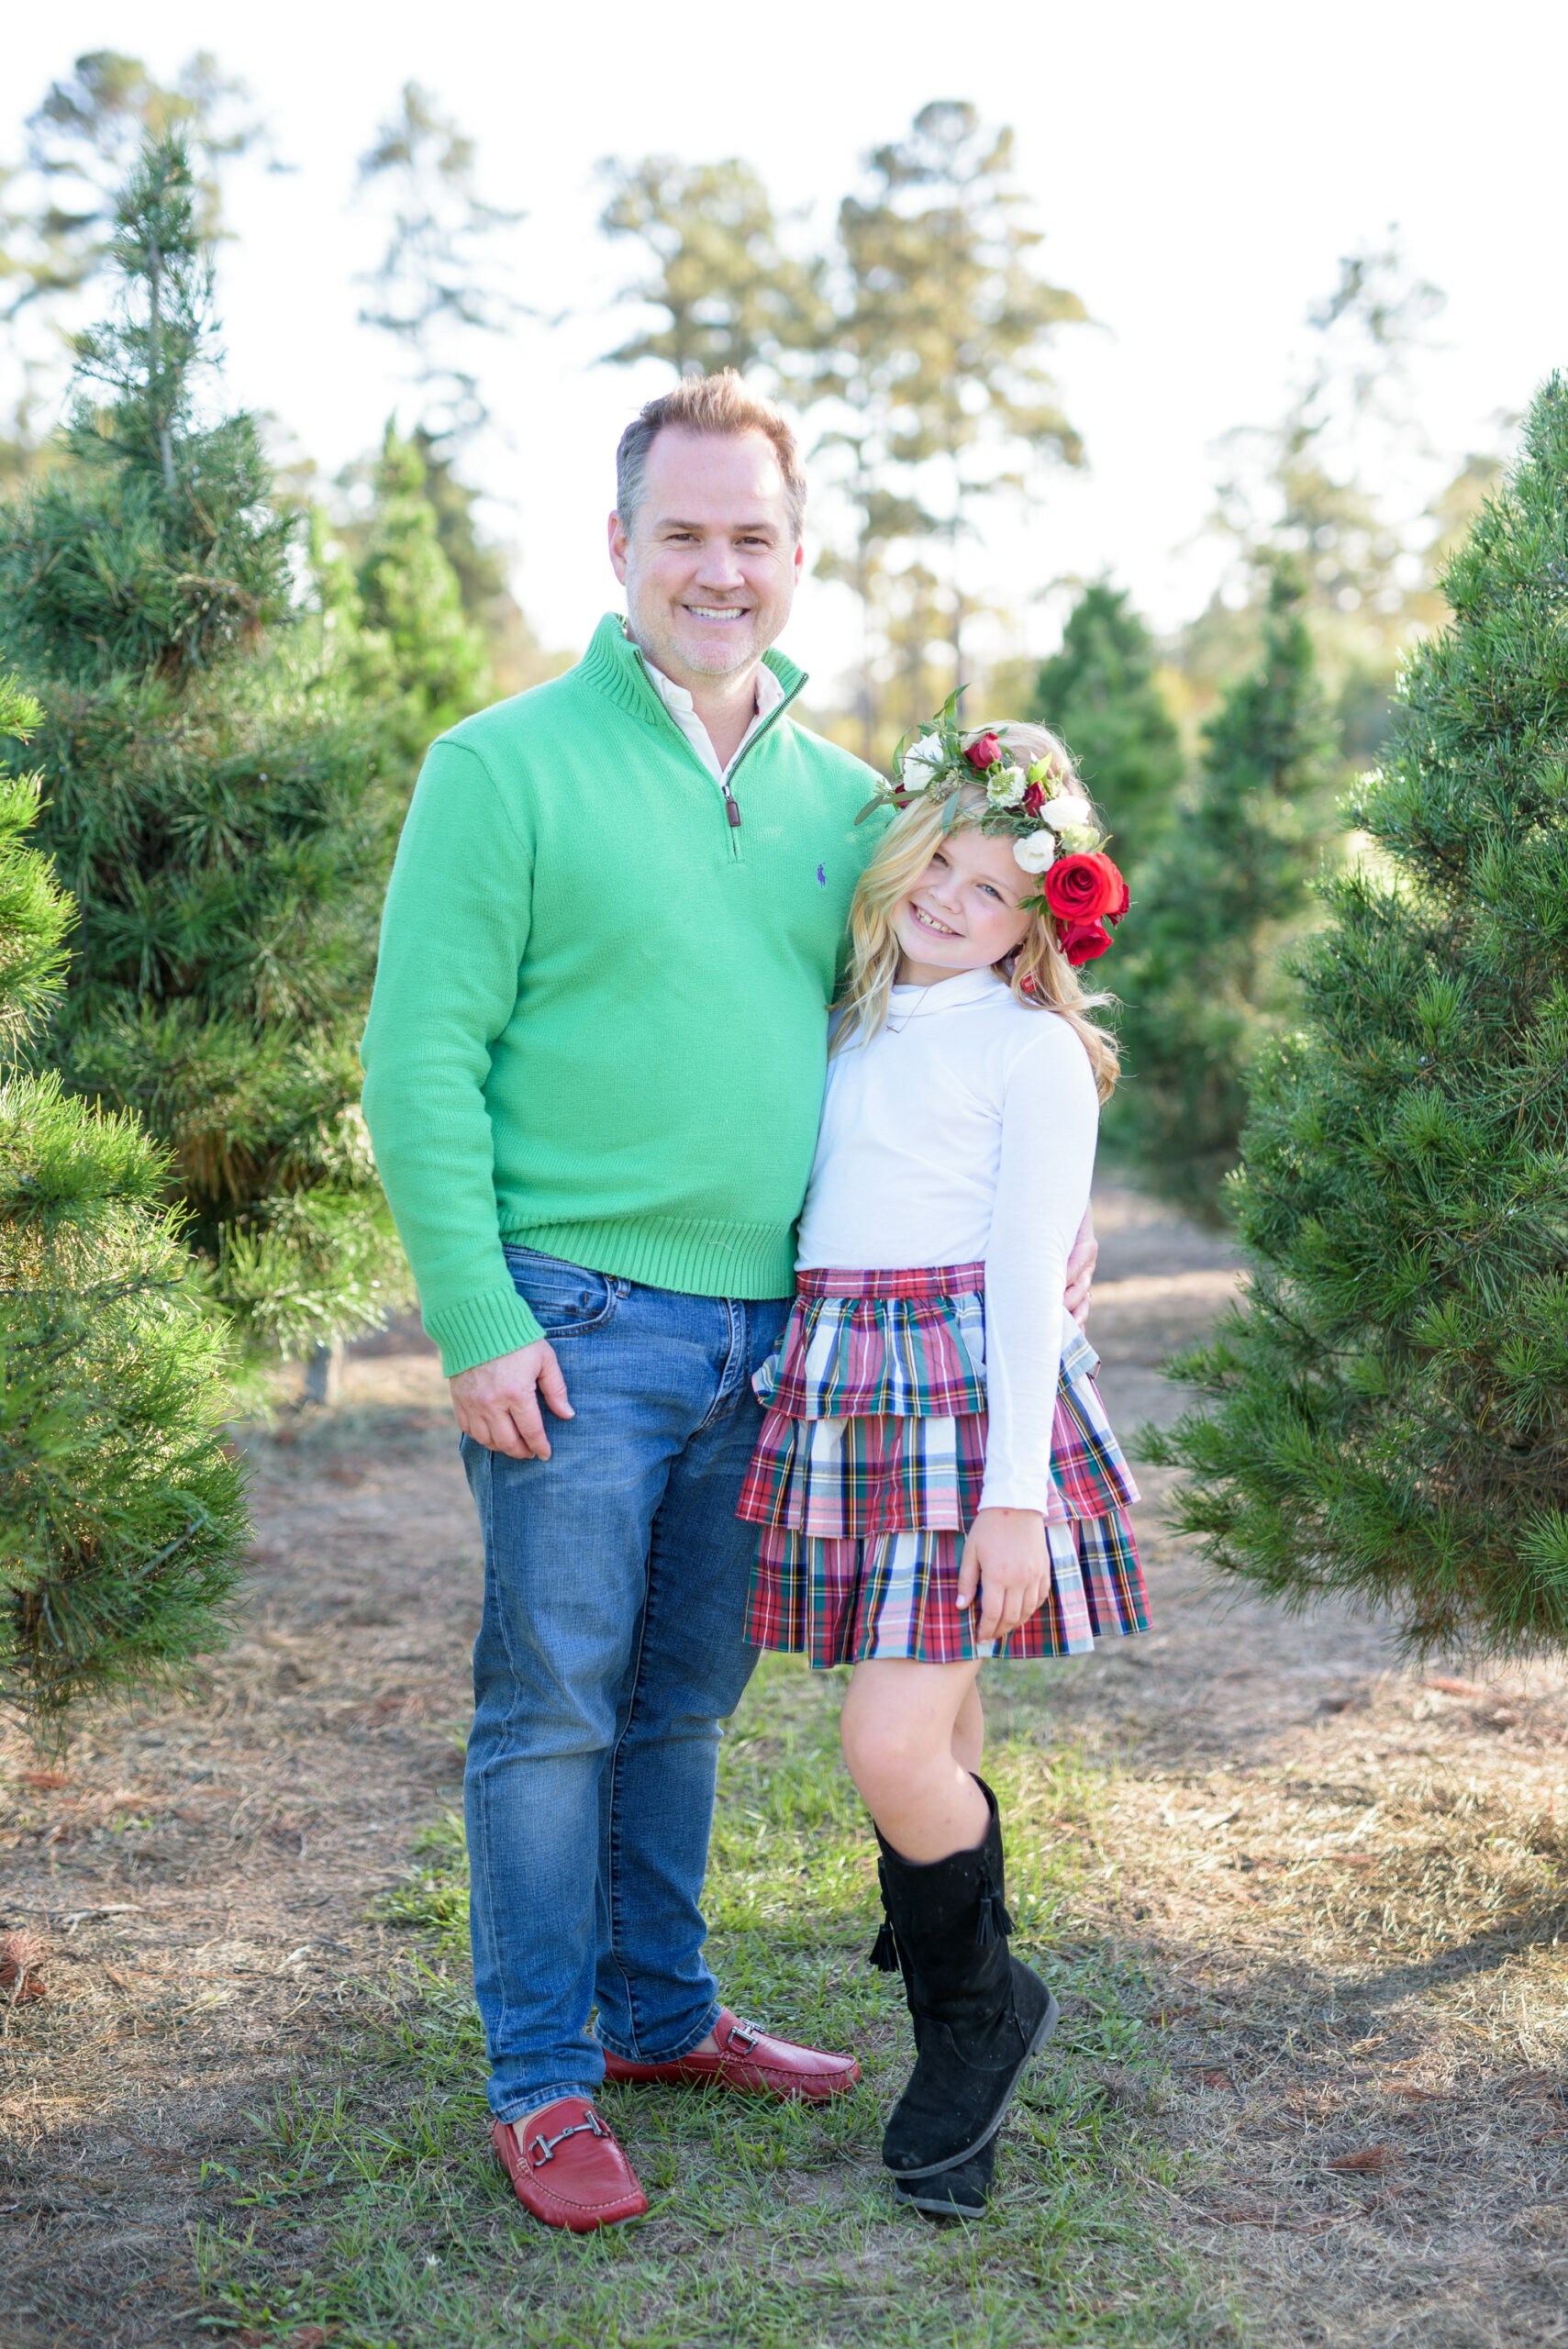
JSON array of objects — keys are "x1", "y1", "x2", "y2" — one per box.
[
  {"x1": 492, "y1": 2099, "x2": 648, "y2": 2232},
  {"x1": 600, "y1": 2008, "x2": 860, "y2": 2105}
]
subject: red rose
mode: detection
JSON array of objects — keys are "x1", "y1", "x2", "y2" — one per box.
[
  {"x1": 1021, "y1": 781, "x2": 1045, "y2": 816},
  {"x1": 1105, "y1": 861, "x2": 1130, "y2": 924},
  {"x1": 1057, "y1": 918, "x2": 1112, "y2": 966},
  {"x1": 1040, "y1": 851, "x2": 1123, "y2": 924},
  {"x1": 964, "y1": 732, "x2": 1003, "y2": 772}
]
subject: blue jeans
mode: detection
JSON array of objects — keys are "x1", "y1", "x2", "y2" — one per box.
[{"x1": 461, "y1": 1245, "x2": 789, "y2": 2124}]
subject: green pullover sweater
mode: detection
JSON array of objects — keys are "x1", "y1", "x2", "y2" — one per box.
[{"x1": 361, "y1": 614, "x2": 884, "y2": 1376}]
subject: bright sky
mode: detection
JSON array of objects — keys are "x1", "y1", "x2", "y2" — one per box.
[{"x1": 7, "y1": 0, "x2": 1567, "y2": 699}]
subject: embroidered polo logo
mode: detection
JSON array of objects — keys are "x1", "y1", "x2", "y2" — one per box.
[{"x1": 817, "y1": 864, "x2": 826, "y2": 886}]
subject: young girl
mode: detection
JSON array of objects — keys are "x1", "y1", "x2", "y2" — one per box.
[{"x1": 737, "y1": 713, "x2": 1147, "y2": 2223}]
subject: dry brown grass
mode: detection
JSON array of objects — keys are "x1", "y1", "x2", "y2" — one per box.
[{"x1": 1083, "y1": 1686, "x2": 1568, "y2": 2346}]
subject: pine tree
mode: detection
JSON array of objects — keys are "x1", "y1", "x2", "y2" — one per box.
[
  {"x1": 1033, "y1": 584, "x2": 1184, "y2": 878},
  {"x1": 2, "y1": 48, "x2": 255, "y2": 320},
  {"x1": 348, "y1": 89, "x2": 559, "y2": 716},
  {"x1": 1176, "y1": 244, "x2": 1447, "y2": 761},
  {"x1": 0, "y1": 674, "x2": 246, "y2": 1731},
  {"x1": 828, "y1": 101, "x2": 1085, "y2": 695},
  {"x1": 1107, "y1": 565, "x2": 1338, "y2": 1216},
  {"x1": 0, "y1": 135, "x2": 405, "y2": 1361},
  {"x1": 598, "y1": 154, "x2": 830, "y2": 385},
  {"x1": 407, "y1": 428, "x2": 566, "y2": 697},
  {"x1": 356, "y1": 81, "x2": 524, "y2": 448},
  {"x1": 320, "y1": 423, "x2": 490, "y2": 776},
  {"x1": 1148, "y1": 377, "x2": 1568, "y2": 1656}
]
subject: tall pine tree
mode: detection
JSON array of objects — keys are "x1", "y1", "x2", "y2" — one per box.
[
  {"x1": 1033, "y1": 583, "x2": 1184, "y2": 879},
  {"x1": 828, "y1": 101, "x2": 1085, "y2": 696},
  {"x1": 318, "y1": 422, "x2": 490, "y2": 778},
  {"x1": 1107, "y1": 565, "x2": 1339, "y2": 1216},
  {"x1": 0, "y1": 675, "x2": 246, "y2": 1731},
  {"x1": 346, "y1": 88, "x2": 560, "y2": 728},
  {"x1": 0, "y1": 135, "x2": 405, "y2": 1362},
  {"x1": 1149, "y1": 378, "x2": 1568, "y2": 1656},
  {"x1": 598, "y1": 154, "x2": 829, "y2": 384}
]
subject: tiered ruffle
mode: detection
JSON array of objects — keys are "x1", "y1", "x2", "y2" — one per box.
[{"x1": 738, "y1": 1264, "x2": 1147, "y2": 1667}]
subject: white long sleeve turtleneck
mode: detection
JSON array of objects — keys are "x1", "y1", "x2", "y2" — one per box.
[{"x1": 795, "y1": 966, "x2": 1099, "y2": 1515}]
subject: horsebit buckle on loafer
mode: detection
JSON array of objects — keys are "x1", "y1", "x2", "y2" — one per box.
[
  {"x1": 726, "y1": 2019, "x2": 763, "y2": 2054},
  {"x1": 528, "y1": 2110, "x2": 609, "y2": 2165}
]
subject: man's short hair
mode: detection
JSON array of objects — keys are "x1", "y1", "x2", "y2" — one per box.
[{"x1": 615, "y1": 371, "x2": 806, "y2": 542}]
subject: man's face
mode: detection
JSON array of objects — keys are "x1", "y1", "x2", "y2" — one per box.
[{"x1": 609, "y1": 427, "x2": 804, "y2": 689}]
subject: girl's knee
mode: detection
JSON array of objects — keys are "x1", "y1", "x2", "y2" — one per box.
[{"x1": 840, "y1": 1708, "x2": 928, "y2": 1801}]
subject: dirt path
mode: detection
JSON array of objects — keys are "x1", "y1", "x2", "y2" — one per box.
[{"x1": 3, "y1": 1184, "x2": 1566, "y2": 2346}]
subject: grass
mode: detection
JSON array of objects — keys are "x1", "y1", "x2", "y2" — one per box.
[{"x1": 191, "y1": 1653, "x2": 1241, "y2": 2349}]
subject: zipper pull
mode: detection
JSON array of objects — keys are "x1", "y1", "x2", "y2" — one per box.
[{"x1": 724, "y1": 788, "x2": 742, "y2": 828}]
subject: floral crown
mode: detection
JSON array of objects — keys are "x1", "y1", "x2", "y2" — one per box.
[{"x1": 856, "y1": 695, "x2": 1130, "y2": 968}]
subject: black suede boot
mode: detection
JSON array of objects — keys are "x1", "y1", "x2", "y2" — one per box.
[
  {"x1": 893, "y1": 2137, "x2": 995, "y2": 2223},
  {"x1": 869, "y1": 1777, "x2": 1058, "y2": 2190}
]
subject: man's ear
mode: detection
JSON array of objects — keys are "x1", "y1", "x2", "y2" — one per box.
[
  {"x1": 608, "y1": 511, "x2": 630, "y2": 584},
  {"x1": 792, "y1": 535, "x2": 806, "y2": 585}
]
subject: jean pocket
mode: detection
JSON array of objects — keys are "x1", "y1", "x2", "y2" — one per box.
[{"x1": 502, "y1": 1246, "x2": 619, "y2": 1336}]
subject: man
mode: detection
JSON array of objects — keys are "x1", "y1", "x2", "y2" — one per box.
[{"x1": 361, "y1": 373, "x2": 1095, "y2": 2233}]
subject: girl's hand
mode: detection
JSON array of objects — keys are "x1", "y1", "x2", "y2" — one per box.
[
  {"x1": 1064, "y1": 1204, "x2": 1097, "y2": 1329},
  {"x1": 957, "y1": 1508, "x2": 1049, "y2": 1644}
]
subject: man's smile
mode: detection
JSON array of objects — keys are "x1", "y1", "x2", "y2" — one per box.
[{"x1": 684, "y1": 604, "x2": 750, "y2": 621}]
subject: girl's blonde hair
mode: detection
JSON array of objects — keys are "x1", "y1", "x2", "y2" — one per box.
[{"x1": 835, "y1": 720, "x2": 1121, "y2": 1102}]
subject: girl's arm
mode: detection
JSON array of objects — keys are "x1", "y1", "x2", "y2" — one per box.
[{"x1": 978, "y1": 1018, "x2": 1101, "y2": 1513}]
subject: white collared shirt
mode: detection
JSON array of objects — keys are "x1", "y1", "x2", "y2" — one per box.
[{"x1": 640, "y1": 653, "x2": 786, "y2": 786}]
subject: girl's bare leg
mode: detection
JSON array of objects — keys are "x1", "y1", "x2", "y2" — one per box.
[
  {"x1": 952, "y1": 1675, "x2": 984, "y2": 1777},
  {"x1": 840, "y1": 1658, "x2": 988, "y2": 1861}
]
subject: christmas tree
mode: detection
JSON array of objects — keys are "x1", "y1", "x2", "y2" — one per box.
[
  {"x1": 1148, "y1": 377, "x2": 1568, "y2": 1656},
  {"x1": 1032, "y1": 583, "x2": 1184, "y2": 878},
  {"x1": 402, "y1": 426, "x2": 562, "y2": 698},
  {"x1": 0, "y1": 675, "x2": 246, "y2": 1730},
  {"x1": 1107, "y1": 564, "x2": 1339, "y2": 1215},
  {"x1": 317, "y1": 423, "x2": 490, "y2": 780},
  {"x1": 0, "y1": 135, "x2": 406, "y2": 1363}
]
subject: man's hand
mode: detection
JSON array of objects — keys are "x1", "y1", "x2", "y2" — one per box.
[
  {"x1": 957, "y1": 1508, "x2": 1049, "y2": 1645},
  {"x1": 449, "y1": 1341, "x2": 574, "y2": 1461},
  {"x1": 1064, "y1": 1204, "x2": 1097, "y2": 1330}
]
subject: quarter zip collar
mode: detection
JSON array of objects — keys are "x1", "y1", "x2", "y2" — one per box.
[
  {"x1": 640, "y1": 653, "x2": 786, "y2": 784},
  {"x1": 576, "y1": 612, "x2": 806, "y2": 745}
]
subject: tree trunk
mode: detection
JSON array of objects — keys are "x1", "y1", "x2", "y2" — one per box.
[
  {"x1": 857, "y1": 535, "x2": 875, "y2": 763},
  {"x1": 303, "y1": 1339, "x2": 344, "y2": 1408}
]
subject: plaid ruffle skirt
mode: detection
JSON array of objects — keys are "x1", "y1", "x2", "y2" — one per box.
[{"x1": 738, "y1": 1263, "x2": 1148, "y2": 1666}]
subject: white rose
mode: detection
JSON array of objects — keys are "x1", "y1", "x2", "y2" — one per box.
[
  {"x1": 1012, "y1": 830, "x2": 1059, "y2": 874},
  {"x1": 900, "y1": 733, "x2": 945, "y2": 787},
  {"x1": 1037, "y1": 794, "x2": 1095, "y2": 833},
  {"x1": 986, "y1": 763, "x2": 1027, "y2": 807}
]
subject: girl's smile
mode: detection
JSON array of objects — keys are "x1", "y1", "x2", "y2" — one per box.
[{"x1": 909, "y1": 902, "x2": 961, "y2": 939}]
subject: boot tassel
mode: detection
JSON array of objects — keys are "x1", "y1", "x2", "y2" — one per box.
[
  {"x1": 868, "y1": 1917, "x2": 901, "y2": 1971},
  {"x1": 975, "y1": 1887, "x2": 1015, "y2": 1947}
]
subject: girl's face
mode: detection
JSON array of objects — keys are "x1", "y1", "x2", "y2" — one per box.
[{"x1": 892, "y1": 826, "x2": 1034, "y2": 986}]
